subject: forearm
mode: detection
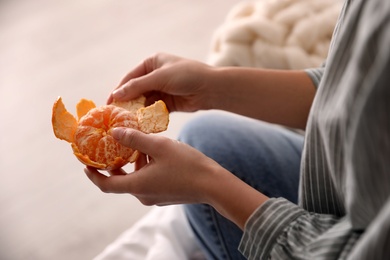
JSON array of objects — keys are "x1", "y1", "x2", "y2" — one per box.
[{"x1": 207, "y1": 67, "x2": 316, "y2": 130}]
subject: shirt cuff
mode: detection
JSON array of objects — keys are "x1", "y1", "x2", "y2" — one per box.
[
  {"x1": 239, "y1": 198, "x2": 305, "y2": 259},
  {"x1": 305, "y1": 67, "x2": 324, "y2": 89}
]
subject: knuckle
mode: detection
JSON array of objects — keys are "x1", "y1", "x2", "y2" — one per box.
[
  {"x1": 121, "y1": 83, "x2": 132, "y2": 94},
  {"x1": 153, "y1": 52, "x2": 165, "y2": 60},
  {"x1": 144, "y1": 53, "x2": 159, "y2": 70},
  {"x1": 151, "y1": 52, "x2": 171, "y2": 67}
]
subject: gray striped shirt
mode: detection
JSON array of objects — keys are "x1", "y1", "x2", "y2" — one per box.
[{"x1": 239, "y1": 0, "x2": 390, "y2": 259}]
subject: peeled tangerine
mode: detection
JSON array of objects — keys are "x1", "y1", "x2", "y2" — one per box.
[{"x1": 52, "y1": 95, "x2": 169, "y2": 170}]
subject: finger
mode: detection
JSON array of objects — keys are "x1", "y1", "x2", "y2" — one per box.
[
  {"x1": 84, "y1": 167, "x2": 131, "y2": 194},
  {"x1": 106, "y1": 93, "x2": 114, "y2": 105},
  {"x1": 119, "y1": 52, "x2": 172, "y2": 86},
  {"x1": 106, "y1": 58, "x2": 152, "y2": 104},
  {"x1": 135, "y1": 152, "x2": 148, "y2": 171},
  {"x1": 113, "y1": 71, "x2": 165, "y2": 102},
  {"x1": 118, "y1": 59, "x2": 152, "y2": 87},
  {"x1": 112, "y1": 56, "x2": 162, "y2": 101},
  {"x1": 111, "y1": 127, "x2": 163, "y2": 156},
  {"x1": 108, "y1": 168, "x2": 127, "y2": 176}
]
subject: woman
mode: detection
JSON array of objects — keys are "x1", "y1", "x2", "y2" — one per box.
[{"x1": 86, "y1": 0, "x2": 390, "y2": 258}]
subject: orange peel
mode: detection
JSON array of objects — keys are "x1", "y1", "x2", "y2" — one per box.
[{"x1": 52, "y1": 95, "x2": 169, "y2": 170}]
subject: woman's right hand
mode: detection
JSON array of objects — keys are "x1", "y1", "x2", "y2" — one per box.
[{"x1": 107, "y1": 53, "x2": 217, "y2": 113}]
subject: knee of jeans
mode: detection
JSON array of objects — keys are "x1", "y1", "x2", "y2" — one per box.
[{"x1": 178, "y1": 111, "x2": 225, "y2": 152}]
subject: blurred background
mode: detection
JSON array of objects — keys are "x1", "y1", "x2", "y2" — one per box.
[{"x1": 0, "y1": 0, "x2": 240, "y2": 259}]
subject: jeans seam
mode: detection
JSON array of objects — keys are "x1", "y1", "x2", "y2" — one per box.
[{"x1": 208, "y1": 205, "x2": 232, "y2": 260}]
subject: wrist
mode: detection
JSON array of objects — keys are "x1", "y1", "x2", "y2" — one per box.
[
  {"x1": 202, "y1": 66, "x2": 233, "y2": 111},
  {"x1": 205, "y1": 66, "x2": 261, "y2": 113},
  {"x1": 200, "y1": 163, "x2": 269, "y2": 229}
]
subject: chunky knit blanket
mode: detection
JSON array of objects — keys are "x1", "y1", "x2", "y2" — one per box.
[{"x1": 208, "y1": 0, "x2": 342, "y2": 69}]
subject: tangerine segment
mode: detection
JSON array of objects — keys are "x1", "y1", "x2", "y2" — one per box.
[
  {"x1": 137, "y1": 100, "x2": 169, "y2": 133},
  {"x1": 73, "y1": 105, "x2": 140, "y2": 170},
  {"x1": 76, "y1": 99, "x2": 96, "y2": 120},
  {"x1": 52, "y1": 97, "x2": 77, "y2": 143},
  {"x1": 72, "y1": 143, "x2": 107, "y2": 169}
]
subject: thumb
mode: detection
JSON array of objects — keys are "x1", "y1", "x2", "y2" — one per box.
[
  {"x1": 111, "y1": 127, "x2": 158, "y2": 156},
  {"x1": 112, "y1": 72, "x2": 163, "y2": 102}
]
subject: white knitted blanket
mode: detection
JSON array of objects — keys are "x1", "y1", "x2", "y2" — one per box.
[{"x1": 208, "y1": 0, "x2": 342, "y2": 69}]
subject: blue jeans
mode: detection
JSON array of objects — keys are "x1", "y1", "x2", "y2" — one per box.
[{"x1": 179, "y1": 111, "x2": 304, "y2": 260}]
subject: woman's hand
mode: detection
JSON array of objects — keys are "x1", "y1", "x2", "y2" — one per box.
[
  {"x1": 84, "y1": 127, "x2": 269, "y2": 229},
  {"x1": 107, "y1": 53, "x2": 216, "y2": 113},
  {"x1": 108, "y1": 53, "x2": 316, "y2": 129},
  {"x1": 84, "y1": 127, "x2": 221, "y2": 206}
]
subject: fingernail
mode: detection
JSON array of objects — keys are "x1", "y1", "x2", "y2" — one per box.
[
  {"x1": 113, "y1": 88, "x2": 125, "y2": 99},
  {"x1": 111, "y1": 127, "x2": 124, "y2": 140}
]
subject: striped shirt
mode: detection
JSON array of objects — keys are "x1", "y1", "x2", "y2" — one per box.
[{"x1": 239, "y1": 0, "x2": 390, "y2": 259}]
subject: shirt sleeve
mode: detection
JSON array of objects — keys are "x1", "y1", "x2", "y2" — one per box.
[
  {"x1": 238, "y1": 198, "x2": 361, "y2": 259},
  {"x1": 304, "y1": 64, "x2": 325, "y2": 89},
  {"x1": 347, "y1": 197, "x2": 390, "y2": 260}
]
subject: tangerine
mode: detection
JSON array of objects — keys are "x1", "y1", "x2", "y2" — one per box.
[{"x1": 52, "y1": 96, "x2": 169, "y2": 170}]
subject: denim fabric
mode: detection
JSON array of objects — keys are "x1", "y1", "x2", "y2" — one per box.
[{"x1": 178, "y1": 111, "x2": 304, "y2": 260}]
